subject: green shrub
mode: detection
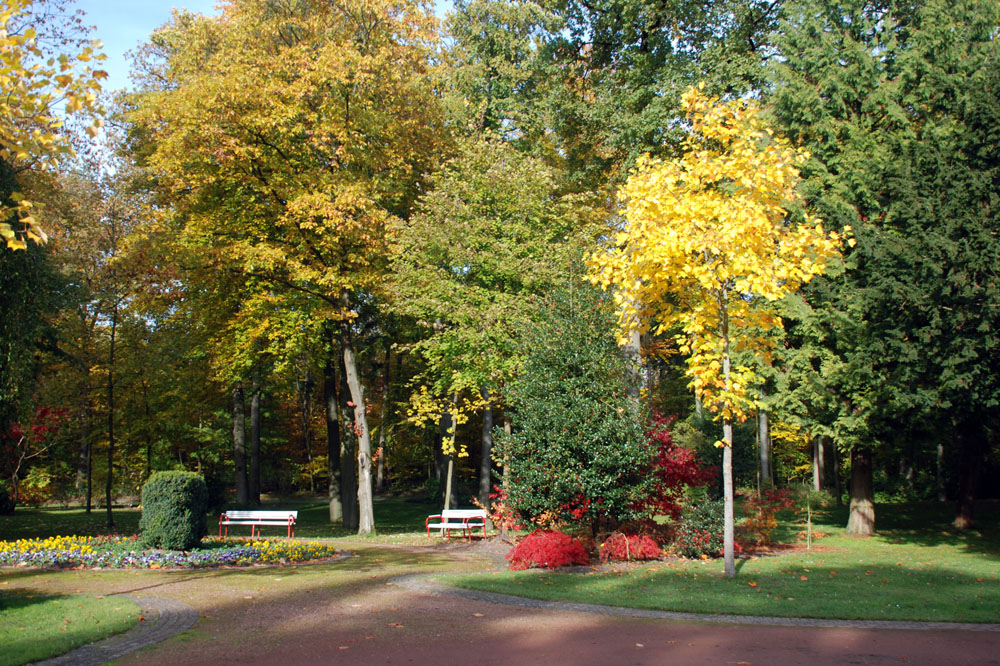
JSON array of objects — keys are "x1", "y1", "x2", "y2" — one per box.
[
  {"x1": 139, "y1": 471, "x2": 208, "y2": 550},
  {"x1": 495, "y1": 281, "x2": 654, "y2": 531},
  {"x1": 0, "y1": 480, "x2": 15, "y2": 515},
  {"x1": 672, "y1": 499, "x2": 740, "y2": 559}
]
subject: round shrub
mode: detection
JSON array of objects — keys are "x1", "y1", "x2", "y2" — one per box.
[
  {"x1": 506, "y1": 529, "x2": 590, "y2": 570},
  {"x1": 139, "y1": 471, "x2": 208, "y2": 550},
  {"x1": 0, "y1": 480, "x2": 15, "y2": 515},
  {"x1": 599, "y1": 532, "x2": 662, "y2": 562}
]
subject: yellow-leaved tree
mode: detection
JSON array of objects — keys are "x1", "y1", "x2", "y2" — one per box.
[
  {"x1": 0, "y1": 0, "x2": 105, "y2": 249},
  {"x1": 589, "y1": 86, "x2": 844, "y2": 577}
]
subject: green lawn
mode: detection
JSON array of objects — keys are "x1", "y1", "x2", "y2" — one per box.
[
  {"x1": 0, "y1": 591, "x2": 139, "y2": 666},
  {"x1": 0, "y1": 494, "x2": 439, "y2": 543},
  {"x1": 442, "y1": 500, "x2": 1000, "y2": 624}
]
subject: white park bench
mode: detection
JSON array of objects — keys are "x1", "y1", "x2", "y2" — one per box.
[
  {"x1": 219, "y1": 510, "x2": 298, "y2": 538},
  {"x1": 425, "y1": 509, "x2": 488, "y2": 540}
]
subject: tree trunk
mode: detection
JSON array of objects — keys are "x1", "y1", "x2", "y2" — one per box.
[
  {"x1": 375, "y1": 346, "x2": 391, "y2": 494},
  {"x1": 936, "y1": 441, "x2": 947, "y2": 502},
  {"x1": 954, "y1": 422, "x2": 988, "y2": 530},
  {"x1": 442, "y1": 394, "x2": 459, "y2": 510},
  {"x1": 846, "y1": 447, "x2": 875, "y2": 536},
  {"x1": 299, "y1": 367, "x2": 315, "y2": 492},
  {"x1": 339, "y1": 305, "x2": 374, "y2": 535},
  {"x1": 339, "y1": 359, "x2": 358, "y2": 531},
  {"x1": 105, "y1": 303, "x2": 117, "y2": 530},
  {"x1": 501, "y1": 412, "x2": 512, "y2": 539},
  {"x1": 812, "y1": 437, "x2": 823, "y2": 492},
  {"x1": 825, "y1": 437, "x2": 842, "y2": 506},
  {"x1": 249, "y1": 369, "x2": 261, "y2": 504},
  {"x1": 323, "y1": 359, "x2": 343, "y2": 523},
  {"x1": 623, "y1": 328, "x2": 642, "y2": 403},
  {"x1": 232, "y1": 383, "x2": 249, "y2": 505},
  {"x1": 76, "y1": 392, "x2": 91, "y2": 511},
  {"x1": 479, "y1": 387, "x2": 493, "y2": 509},
  {"x1": 434, "y1": 408, "x2": 453, "y2": 506},
  {"x1": 758, "y1": 391, "x2": 772, "y2": 487},
  {"x1": 719, "y1": 287, "x2": 735, "y2": 578}
]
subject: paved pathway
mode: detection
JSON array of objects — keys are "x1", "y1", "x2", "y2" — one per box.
[
  {"x1": 34, "y1": 594, "x2": 198, "y2": 666},
  {"x1": 394, "y1": 573, "x2": 1000, "y2": 632}
]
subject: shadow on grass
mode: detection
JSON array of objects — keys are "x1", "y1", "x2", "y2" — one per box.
[{"x1": 809, "y1": 500, "x2": 1000, "y2": 559}]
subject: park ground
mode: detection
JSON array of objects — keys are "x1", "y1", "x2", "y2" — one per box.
[{"x1": 2, "y1": 497, "x2": 999, "y2": 665}]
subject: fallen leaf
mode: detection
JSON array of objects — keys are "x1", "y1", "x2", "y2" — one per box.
[
  {"x1": 338, "y1": 646, "x2": 350, "y2": 650},
  {"x1": 635, "y1": 643, "x2": 644, "y2": 648},
  {"x1": 472, "y1": 613, "x2": 485, "y2": 617},
  {"x1": 799, "y1": 575, "x2": 808, "y2": 581},
  {"x1": 748, "y1": 581, "x2": 758, "y2": 587}
]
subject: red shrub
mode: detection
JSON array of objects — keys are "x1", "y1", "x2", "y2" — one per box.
[
  {"x1": 506, "y1": 529, "x2": 590, "y2": 570},
  {"x1": 599, "y1": 532, "x2": 662, "y2": 562},
  {"x1": 639, "y1": 412, "x2": 715, "y2": 520},
  {"x1": 741, "y1": 488, "x2": 796, "y2": 545}
]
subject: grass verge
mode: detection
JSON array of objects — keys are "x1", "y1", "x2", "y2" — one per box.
[
  {"x1": 442, "y1": 501, "x2": 1000, "y2": 624},
  {"x1": 0, "y1": 591, "x2": 139, "y2": 666}
]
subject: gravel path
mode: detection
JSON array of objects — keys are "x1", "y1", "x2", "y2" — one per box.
[{"x1": 32, "y1": 594, "x2": 198, "y2": 666}]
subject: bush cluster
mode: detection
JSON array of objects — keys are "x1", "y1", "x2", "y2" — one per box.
[
  {"x1": 599, "y1": 532, "x2": 662, "y2": 562},
  {"x1": 506, "y1": 529, "x2": 590, "y2": 570},
  {"x1": 138, "y1": 471, "x2": 208, "y2": 550},
  {"x1": 672, "y1": 499, "x2": 737, "y2": 559}
]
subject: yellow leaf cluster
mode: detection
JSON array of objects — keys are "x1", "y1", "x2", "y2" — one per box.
[
  {"x1": 0, "y1": 0, "x2": 105, "y2": 249},
  {"x1": 589, "y1": 87, "x2": 841, "y2": 425}
]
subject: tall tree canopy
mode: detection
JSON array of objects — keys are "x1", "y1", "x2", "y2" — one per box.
[{"x1": 126, "y1": 0, "x2": 447, "y2": 534}]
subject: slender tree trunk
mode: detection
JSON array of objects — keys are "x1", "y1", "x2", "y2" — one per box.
[
  {"x1": 105, "y1": 303, "x2": 117, "y2": 530},
  {"x1": 442, "y1": 394, "x2": 459, "y2": 510},
  {"x1": 758, "y1": 390, "x2": 772, "y2": 487},
  {"x1": 324, "y1": 358, "x2": 343, "y2": 523},
  {"x1": 954, "y1": 422, "x2": 989, "y2": 530},
  {"x1": 812, "y1": 437, "x2": 823, "y2": 492},
  {"x1": 479, "y1": 387, "x2": 493, "y2": 509},
  {"x1": 338, "y1": 302, "x2": 374, "y2": 535},
  {"x1": 339, "y1": 359, "x2": 358, "y2": 531},
  {"x1": 299, "y1": 367, "x2": 315, "y2": 492},
  {"x1": 936, "y1": 441, "x2": 947, "y2": 502},
  {"x1": 142, "y1": 382, "x2": 152, "y2": 482},
  {"x1": 719, "y1": 287, "x2": 735, "y2": 578},
  {"x1": 434, "y1": 408, "x2": 452, "y2": 506},
  {"x1": 846, "y1": 447, "x2": 875, "y2": 536},
  {"x1": 232, "y1": 383, "x2": 249, "y2": 505},
  {"x1": 825, "y1": 437, "x2": 842, "y2": 506},
  {"x1": 623, "y1": 328, "x2": 642, "y2": 403},
  {"x1": 76, "y1": 391, "x2": 91, "y2": 510},
  {"x1": 249, "y1": 370, "x2": 261, "y2": 505},
  {"x1": 375, "y1": 346, "x2": 391, "y2": 494}
]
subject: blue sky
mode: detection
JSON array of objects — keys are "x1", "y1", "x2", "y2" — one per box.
[
  {"x1": 75, "y1": 1, "x2": 221, "y2": 93},
  {"x1": 74, "y1": 0, "x2": 453, "y2": 94}
]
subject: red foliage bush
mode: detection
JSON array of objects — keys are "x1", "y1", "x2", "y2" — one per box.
[
  {"x1": 741, "y1": 488, "x2": 796, "y2": 545},
  {"x1": 506, "y1": 529, "x2": 590, "y2": 570},
  {"x1": 638, "y1": 412, "x2": 715, "y2": 520},
  {"x1": 599, "y1": 532, "x2": 662, "y2": 562}
]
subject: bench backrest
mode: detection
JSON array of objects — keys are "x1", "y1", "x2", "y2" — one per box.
[
  {"x1": 441, "y1": 509, "x2": 486, "y2": 519},
  {"x1": 223, "y1": 510, "x2": 298, "y2": 520}
]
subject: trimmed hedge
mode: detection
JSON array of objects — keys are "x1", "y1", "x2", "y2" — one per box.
[{"x1": 139, "y1": 471, "x2": 208, "y2": 550}]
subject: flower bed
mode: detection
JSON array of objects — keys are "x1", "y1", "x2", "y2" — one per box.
[{"x1": 0, "y1": 535, "x2": 339, "y2": 569}]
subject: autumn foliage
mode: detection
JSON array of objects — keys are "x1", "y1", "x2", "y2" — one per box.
[
  {"x1": 599, "y1": 532, "x2": 662, "y2": 562},
  {"x1": 506, "y1": 530, "x2": 590, "y2": 570}
]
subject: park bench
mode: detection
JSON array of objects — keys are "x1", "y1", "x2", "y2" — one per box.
[
  {"x1": 219, "y1": 510, "x2": 298, "y2": 538},
  {"x1": 425, "y1": 509, "x2": 488, "y2": 540}
]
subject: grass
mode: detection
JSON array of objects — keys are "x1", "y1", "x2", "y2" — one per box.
[
  {"x1": 441, "y1": 499, "x2": 1000, "y2": 624},
  {"x1": 0, "y1": 494, "x2": 440, "y2": 543},
  {"x1": 0, "y1": 590, "x2": 139, "y2": 666}
]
